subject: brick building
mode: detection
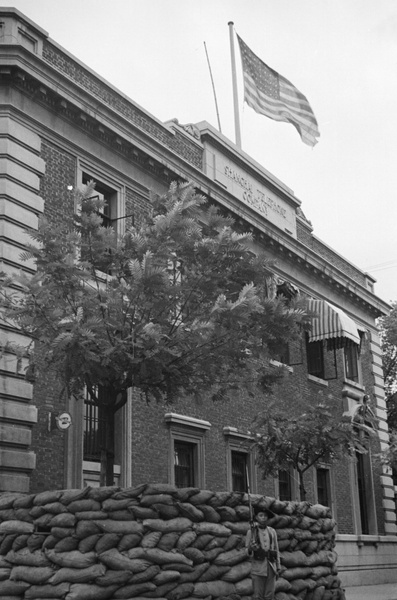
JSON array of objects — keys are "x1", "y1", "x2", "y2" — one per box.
[{"x1": 0, "y1": 7, "x2": 396, "y2": 587}]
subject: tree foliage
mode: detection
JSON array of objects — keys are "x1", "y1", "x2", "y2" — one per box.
[
  {"x1": 248, "y1": 393, "x2": 378, "y2": 500},
  {"x1": 378, "y1": 301, "x2": 397, "y2": 476},
  {"x1": 0, "y1": 181, "x2": 310, "y2": 484}
]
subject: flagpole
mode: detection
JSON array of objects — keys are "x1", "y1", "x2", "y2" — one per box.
[{"x1": 228, "y1": 21, "x2": 242, "y2": 148}]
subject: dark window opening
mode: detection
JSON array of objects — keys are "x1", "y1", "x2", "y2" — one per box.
[
  {"x1": 231, "y1": 450, "x2": 248, "y2": 492},
  {"x1": 278, "y1": 469, "x2": 292, "y2": 501},
  {"x1": 356, "y1": 452, "x2": 369, "y2": 534},
  {"x1": 174, "y1": 441, "x2": 196, "y2": 488},
  {"x1": 83, "y1": 394, "x2": 106, "y2": 462},
  {"x1": 306, "y1": 339, "x2": 325, "y2": 379},
  {"x1": 317, "y1": 468, "x2": 330, "y2": 507},
  {"x1": 345, "y1": 344, "x2": 359, "y2": 382}
]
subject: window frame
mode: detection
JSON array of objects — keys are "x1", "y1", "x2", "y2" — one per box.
[
  {"x1": 223, "y1": 427, "x2": 256, "y2": 493},
  {"x1": 78, "y1": 163, "x2": 125, "y2": 236},
  {"x1": 306, "y1": 338, "x2": 325, "y2": 380},
  {"x1": 165, "y1": 413, "x2": 211, "y2": 489}
]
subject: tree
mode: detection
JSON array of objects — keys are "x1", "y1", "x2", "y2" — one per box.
[
  {"x1": 379, "y1": 301, "x2": 397, "y2": 427},
  {"x1": 0, "y1": 181, "x2": 310, "y2": 485},
  {"x1": 378, "y1": 301, "x2": 397, "y2": 476},
  {"x1": 248, "y1": 392, "x2": 378, "y2": 501}
]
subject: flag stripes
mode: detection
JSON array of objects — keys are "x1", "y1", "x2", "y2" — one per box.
[{"x1": 237, "y1": 35, "x2": 320, "y2": 147}]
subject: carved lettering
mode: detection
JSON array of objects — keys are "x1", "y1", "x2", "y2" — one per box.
[{"x1": 224, "y1": 165, "x2": 286, "y2": 219}]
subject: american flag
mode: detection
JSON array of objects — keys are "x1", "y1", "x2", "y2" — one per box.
[{"x1": 237, "y1": 35, "x2": 320, "y2": 147}]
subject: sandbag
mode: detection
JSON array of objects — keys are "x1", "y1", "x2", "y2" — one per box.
[
  {"x1": 216, "y1": 506, "x2": 237, "y2": 522},
  {"x1": 65, "y1": 583, "x2": 118, "y2": 600},
  {"x1": 102, "y1": 498, "x2": 136, "y2": 512},
  {"x1": 11, "y1": 534, "x2": 29, "y2": 551},
  {"x1": 177, "y1": 531, "x2": 197, "y2": 550},
  {"x1": 196, "y1": 505, "x2": 221, "y2": 523},
  {"x1": 143, "y1": 518, "x2": 193, "y2": 533},
  {"x1": 0, "y1": 580, "x2": 30, "y2": 595},
  {"x1": 177, "y1": 503, "x2": 204, "y2": 522},
  {"x1": 0, "y1": 567, "x2": 11, "y2": 580},
  {"x1": 112, "y1": 484, "x2": 147, "y2": 499},
  {"x1": 157, "y1": 532, "x2": 180, "y2": 551},
  {"x1": 178, "y1": 562, "x2": 209, "y2": 583},
  {"x1": 94, "y1": 520, "x2": 143, "y2": 534},
  {"x1": 141, "y1": 494, "x2": 174, "y2": 507},
  {"x1": 95, "y1": 569, "x2": 133, "y2": 587},
  {"x1": 221, "y1": 521, "x2": 248, "y2": 535},
  {"x1": 129, "y1": 506, "x2": 159, "y2": 520},
  {"x1": 10, "y1": 565, "x2": 54, "y2": 584},
  {"x1": 113, "y1": 581, "x2": 157, "y2": 599},
  {"x1": 60, "y1": 488, "x2": 91, "y2": 505},
  {"x1": 117, "y1": 533, "x2": 143, "y2": 552},
  {"x1": 6, "y1": 548, "x2": 51, "y2": 567},
  {"x1": 98, "y1": 548, "x2": 151, "y2": 573},
  {"x1": 25, "y1": 534, "x2": 46, "y2": 551},
  {"x1": 142, "y1": 548, "x2": 193, "y2": 566},
  {"x1": 208, "y1": 492, "x2": 231, "y2": 508},
  {"x1": 282, "y1": 566, "x2": 313, "y2": 581},
  {"x1": 191, "y1": 534, "x2": 213, "y2": 550},
  {"x1": 189, "y1": 491, "x2": 214, "y2": 505},
  {"x1": 33, "y1": 491, "x2": 62, "y2": 506},
  {"x1": 108, "y1": 510, "x2": 135, "y2": 521},
  {"x1": 182, "y1": 547, "x2": 205, "y2": 565},
  {"x1": 67, "y1": 499, "x2": 101, "y2": 514},
  {"x1": 152, "y1": 504, "x2": 180, "y2": 519},
  {"x1": 0, "y1": 520, "x2": 34, "y2": 534},
  {"x1": 235, "y1": 577, "x2": 253, "y2": 595},
  {"x1": 153, "y1": 570, "x2": 181, "y2": 585},
  {"x1": 144, "y1": 483, "x2": 178, "y2": 496},
  {"x1": 87, "y1": 486, "x2": 120, "y2": 502},
  {"x1": 50, "y1": 564, "x2": 106, "y2": 584},
  {"x1": 141, "y1": 531, "x2": 162, "y2": 548},
  {"x1": 53, "y1": 536, "x2": 79, "y2": 553},
  {"x1": 95, "y1": 533, "x2": 121, "y2": 554},
  {"x1": 78, "y1": 534, "x2": 101, "y2": 553},
  {"x1": 167, "y1": 582, "x2": 195, "y2": 600},
  {"x1": 45, "y1": 550, "x2": 96, "y2": 568},
  {"x1": 200, "y1": 564, "x2": 229, "y2": 582},
  {"x1": 221, "y1": 561, "x2": 251, "y2": 582},
  {"x1": 25, "y1": 582, "x2": 71, "y2": 598},
  {"x1": 194, "y1": 523, "x2": 231, "y2": 537},
  {"x1": 193, "y1": 580, "x2": 235, "y2": 598},
  {"x1": 275, "y1": 577, "x2": 292, "y2": 593},
  {"x1": 214, "y1": 548, "x2": 246, "y2": 566},
  {"x1": 129, "y1": 564, "x2": 161, "y2": 584}
]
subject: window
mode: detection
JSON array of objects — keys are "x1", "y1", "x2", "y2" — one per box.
[
  {"x1": 223, "y1": 427, "x2": 256, "y2": 493},
  {"x1": 165, "y1": 413, "x2": 210, "y2": 488},
  {"x1": 82, "y1": 173, "x2": 118, "y2": 231},
  {"x1": 83, "y1": 395, "x2": 105, "y2": 462},
  {"x1": 306, "y1": 339, "x2": 325, "y2": 379},
  {"x1": 174, "y1": 441, "x2": 197, "y2": 487},
  {"x1": 231, "y1": 451, "x2": 248, "y2": 492},
  {"x1": 344, "y1": 344, "x2": 359, "y2": 382},
  {"x1": 278, "y1": 469, "x2": 292, "y2": 501},
  {"x1": 316, "y1": 467, "x2": 331, "y2": 507}
]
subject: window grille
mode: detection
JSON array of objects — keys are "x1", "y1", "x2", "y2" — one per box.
[{"x1": 231, "y1": 451, "x2": 248, "y2": 492}]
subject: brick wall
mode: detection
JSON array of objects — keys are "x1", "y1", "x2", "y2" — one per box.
[{"x1": 29, "y1": 139, "x2": 77, "y2": 493}]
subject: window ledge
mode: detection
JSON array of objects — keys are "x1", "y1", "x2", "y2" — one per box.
[
  {"x1": 269, "y1": 359, "x2": 293, "y2": 373},
  {"x1": 165, "y1": 413, "x2": 211, "y2": 430},
  {"x1": 223, "y1": 426, "x2": 253, "y2": 440},
  {"x1": 307, "y1": 374, "x2": 328, "y2": 387},
  {"x1": 343, "y1": 379, "x2": 365, "y2": 391}
]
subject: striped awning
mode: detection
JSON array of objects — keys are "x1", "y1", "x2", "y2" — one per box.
[{"x1": 308, "y1": 299, "x2": 360, "y2": 346}]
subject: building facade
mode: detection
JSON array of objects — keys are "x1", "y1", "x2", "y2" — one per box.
[{"x1": 0, "y1": 8, "x2": 395, "y2": 587}]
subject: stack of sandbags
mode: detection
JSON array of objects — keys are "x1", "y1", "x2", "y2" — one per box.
[{"x1": 0, "y1": 484, "x2": 344, "y2": 600}]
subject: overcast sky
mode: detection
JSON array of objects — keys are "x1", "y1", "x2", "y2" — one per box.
[{"x1": 8, "y1": 0, "x2": 397, "y2": 306}]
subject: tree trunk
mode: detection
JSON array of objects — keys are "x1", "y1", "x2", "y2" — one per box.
[
  {"x1": 98, "y1": 386, "x2": 116, "y2": 486},
  {"x1": 298, "y1": 470, "x2": 306, "y2": 501}
]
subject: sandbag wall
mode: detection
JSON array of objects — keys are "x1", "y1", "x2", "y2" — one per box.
[{"x1": 0, "y1": 483, "x2": 343, "y2": 600}]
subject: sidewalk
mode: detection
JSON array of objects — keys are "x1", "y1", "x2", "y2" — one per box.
[{"x1": 345, "y1": 583, "x2": 397, "y2": 600}]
